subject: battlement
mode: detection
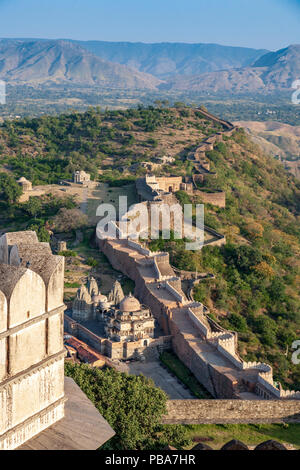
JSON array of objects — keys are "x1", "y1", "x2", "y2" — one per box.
[
  {"x1": 0, "y1": 231, "x2": 65, "y2": 450},
  {"x1": 98, "y1": 235, "x2": 300, "y2": 400}
]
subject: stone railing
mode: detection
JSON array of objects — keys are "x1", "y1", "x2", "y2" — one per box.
[
  {"x1": 187, "y1": 307, "x2": 210, "y2": 337},
  {"x1": 165, "y1": 281, "x2": 186, "y2": 304}
]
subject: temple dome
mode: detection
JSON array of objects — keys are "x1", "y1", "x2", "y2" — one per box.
[
  {"x1": 119, "y1": 293, "x2": 141, "y2": 312},
  {"x1": 92, "y1": 293, "x2": 107, "y2": 304}
]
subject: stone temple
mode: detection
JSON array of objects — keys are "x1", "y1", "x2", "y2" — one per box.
[
  {"x1": 105, "y1": 293, "x2": 155, "y2": 343},
  {"x1": 68, "y1": 279, "x2": 157, "y2": 359},
  {"x1": 0, "y1": 231, "x2": 65, "y2": 450},
  {"x1": 72, "y1": 277, "x2": 125, "y2": 322}
]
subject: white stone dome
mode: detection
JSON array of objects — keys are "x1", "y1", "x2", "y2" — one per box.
[
  {"x1": 92, "y1": 293, "x2": 107, "y2": 304},
  {"x1": 119, "y1": 293, "x2": 141, "y2": 312}
]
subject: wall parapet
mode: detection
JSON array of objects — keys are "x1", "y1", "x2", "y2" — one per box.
[
  {"x1": 165, "y1": 281, "x2": 186, "y2": 304},
  {"x1": 163, "y1": 399, "x2": 300, "y2": 424}
]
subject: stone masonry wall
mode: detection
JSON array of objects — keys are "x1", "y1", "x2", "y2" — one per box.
[
  {"x1": 195, "y1": 190, "x2": 226, "y2": 208},
  {"x1": 163, "y1": 399, "x2": 300, "y2": 424}
]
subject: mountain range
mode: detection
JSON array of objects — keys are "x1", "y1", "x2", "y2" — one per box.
[
  {"x1": 74, "y1": 40, "x2": 268, "y2": 79},
  {"x1": 0, "y1": 38, "x2": 299, "y2": 94},
  {"x1": 0, "y1": 39, "x2": 161, "y2": 89},
  {"x1": 164, "y1": 45, "x2": 300, "y2": 93}
]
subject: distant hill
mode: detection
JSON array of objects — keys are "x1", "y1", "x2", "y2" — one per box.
[
  {"x1": 163, "y1": 45, "x2": 300, "y2": 93},
  {"x1": 235, "y1": 120, "x2": 300, "y2": 179},
  {"x1": 75, "y1": 40, "x2": 268, "y2": 79},
  {"x1": 0, "y1": 39, "x2": 299, "y2": 97},
  {"x1": 0, "y1": 39, "x2": 161, "y2": 89}
]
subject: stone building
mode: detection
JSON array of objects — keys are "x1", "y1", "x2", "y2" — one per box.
[
  {"x1": 17, "y1": 176, "x2": 32, "y2": 191},
  {"x1": 72, "y1": 278, "x2": 125, "y2": 322},
  {"x1": 0, "y1": 231, "x2": 65, "y2": 450},
  {"x1": 105, "y1": 293, "x2": 155, "y2": 343},
  {"x1": 136, "y1": 175, "x2": 193, "y2": 203},
  {"x1": 73, "y1": 170, "x2": 91, "y2": 184}
]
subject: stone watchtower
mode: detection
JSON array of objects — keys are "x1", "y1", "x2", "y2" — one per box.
[{"x1": 0, "y1": 231, "x2": 66, "y2": 450}]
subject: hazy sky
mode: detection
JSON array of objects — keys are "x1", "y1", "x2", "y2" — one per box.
[{"x1": 0, "y1": 0, "x2": 299, "y2": 50}]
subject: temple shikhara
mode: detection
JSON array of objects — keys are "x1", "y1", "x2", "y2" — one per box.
[{"x1": 68, "y1": 278, "x2": 156, "y2": 359}]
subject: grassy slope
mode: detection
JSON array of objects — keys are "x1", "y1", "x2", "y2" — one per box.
[
  {"x1": 160, "y1": 351, "x2": 212, "y2": 399},
  {"x1": 183, "y1": 423, "x2": 300, "y2": 450}
]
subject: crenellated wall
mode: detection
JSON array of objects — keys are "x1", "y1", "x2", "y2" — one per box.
[
  {"x1": 0, "y1": 231, "x2": 66, "y2": 450},
  {"x1": 97, "y1": 237, "x2": 300, "y2": 401}
]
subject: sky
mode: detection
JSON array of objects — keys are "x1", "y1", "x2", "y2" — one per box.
[{"x1": 0, "y1": 0, "x2": 299, "y2": 50}]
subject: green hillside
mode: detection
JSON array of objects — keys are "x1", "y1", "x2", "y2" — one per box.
[{"x1": 0, "y1": 105, "x2": 299, "y2": 389}]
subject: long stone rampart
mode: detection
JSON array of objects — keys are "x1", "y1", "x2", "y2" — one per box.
[
  {"x1": 163, "y1": 399, "x2": 300, "y2": 424},
  {"x1": 97, "y1": 237, "x2": 300, "y2": 400}
]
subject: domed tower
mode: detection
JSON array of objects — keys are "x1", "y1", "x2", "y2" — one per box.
[
  {"x1": 105, "y1": 293, "x2": 155, "y2": 343},
  {"x1": 119, "y1": 293, "x2": 141, "y2": 313}
]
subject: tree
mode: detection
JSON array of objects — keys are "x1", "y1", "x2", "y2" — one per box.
[
  {"x1": 52, "y1": 208, "x2": 88, "y2": 232},
  {"x1": 27, "y1": 222, "x2": 51, "y2": 242},
  {"x1": 0, "y1": 173, "x2": 22, "y2": 204},
  {"x1": 23, "y1": 196, "x2": 43, "y2": 218},
  {"x1": 65, "y1": 363, "x2": 190, "y2": 450}
]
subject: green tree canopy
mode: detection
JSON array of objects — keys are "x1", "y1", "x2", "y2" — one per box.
[
  {"x1": 65, "y1": 362, "x2": 190, "y2": 450},
  {"x1": 0, "y1": 173, "x2": 22, "y2": 204}
]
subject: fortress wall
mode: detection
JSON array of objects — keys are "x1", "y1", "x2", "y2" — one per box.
[
  {"x1": 187, "y1": 308, "x2": 209, "y2": 338},
  {"x1": 98, "y1": 238, "x2": 299, "y2": 400},
  {"x1": 155, "y1": 176, "x2": 183, "y2": 193},
  {"x1": 74, "y1": 322, "x2": 105, "y2": 355},
  {"x1": 163, "y1": 399, "x2": 300, "y2": 424},
  {"x1": 127, "y1": 240, "x2": 152, "y2": 256},
  {"x1": 153, "y1": 257, "x2": 161, "y2": 279},
  {"x1": 9, "y1": 321, "x2": 46, "y2": 375},
  {"x1": 204, "y1": 237, "x2": 226, "y2": 248},
  {"x1": 195, "y1": 190, "x2": 226, "y2": 208},
  {"x1": 169, "y1": 315, "x2": 238, "y2": 398},
  {"x1": 0, "y1": 356, "x2": 64, "y2": 440},
  {"x1": 208, "y1": 364, "x2": 238, "y2": 398},
  {"x1": 195, "y1": 108, "x2": 235, "y2": 130},
  {"x1": 48, "y1": 312, "x2": 63, "y2": 356},
  {"x1": 169, "y1": 324, "x2": 215, "y2": 397},
  {"x1": 98, "y1": 238, "x2": 236, "y2": 397},
  {"x1": 165, "y1": 281, "x2": 185, "y2": 303}
]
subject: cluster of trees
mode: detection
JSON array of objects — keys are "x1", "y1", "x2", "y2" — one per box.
[
  {"x1": 65, "y1": 362, "x2": 191, "y2": 450},
  {"x1": 0, "y1": 173, "x2": 22, "y2": 204},
  {"x1": 0, "y1": 189, "x2": 82, "y2": 241},
  {"x1": 0, "y1": 105, "x2": 224, "y2": 187}
]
